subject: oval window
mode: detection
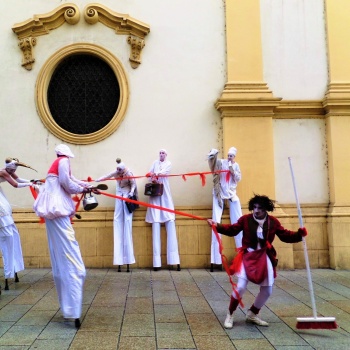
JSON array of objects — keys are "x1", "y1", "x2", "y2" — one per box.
[{"x1": 36, "y1": 43, "x2": 129, "y2": 144}]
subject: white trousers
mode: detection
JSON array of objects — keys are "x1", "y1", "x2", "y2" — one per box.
[
  {"x1": 152, "y1": 221, "x2": 180, "y2": 267},
  {"x1": 113, "y1": 197, "x2": 135, "y2": 265},
  {"x1": 45, "y1": 217, "x2": 86, "y2": 319},
  {"x1": 233, "y1": 277, "x2": 273, "y2": 309},
  {"x1": 0, "y1": 224, "x2": 24, "y2": 278},
  {"x1": 211, "y1": 197, "x2": 243, "y2": 264}
]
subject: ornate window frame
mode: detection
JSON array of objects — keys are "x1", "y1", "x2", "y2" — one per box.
[{"x1": 36, "y1": 43, "x2": 129, "y2": 144}]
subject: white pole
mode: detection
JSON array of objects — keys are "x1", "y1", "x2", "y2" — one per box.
[{"x1": 288, "y1": 157, "x2": 317, "y2": 319}]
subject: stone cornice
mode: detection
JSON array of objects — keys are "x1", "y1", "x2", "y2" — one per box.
[
  {"x1": 215, "y1": 82, "x2": 341, "y2": 119},
  {"x1": 215, "y1": 82, "x2": 282, "y2": 117},
  {"x1": 84, "y1": 3, "x2": 150, "y2": 38},
  {"x1": 323, "y1": 82, "x2": 350, "y2": 117},
  {"x1": 274, "y1": 101, "x2": 324, "y2": 119},
  {"x1": 12, "y1": 3, "x2": 80, "y2": 39}
]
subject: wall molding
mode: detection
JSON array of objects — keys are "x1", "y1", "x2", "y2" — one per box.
[
  {"x1": 84, "y1": 3, "x2": 150, "y2": 69},
  {"x1": 12, "y1": 3, "x2": 80, "y2": 70},
  {"x1": 12, "y1": 3, "x2": 150, "y2": 71}
]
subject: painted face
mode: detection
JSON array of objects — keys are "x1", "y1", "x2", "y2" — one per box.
[
  {"x1": 253, "y1": 203, "x2": 267, "y2": 220},
  {"x1": 5, "y1": 168, "x2": 16, "y2": 175},
  {"x1": 227, "y1": 154, "x2": 235, "y2": 162},
  {"x1": 159, "y1": 151, "x2": 167, "y2": 162},
  {"x1": 116, "y1": 167, "x2": 124, "y2": 175}
]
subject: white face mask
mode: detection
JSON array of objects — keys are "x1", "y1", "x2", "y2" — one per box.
[{"x1": 159, "y1": 151, "x2": 167, "y2": 162}]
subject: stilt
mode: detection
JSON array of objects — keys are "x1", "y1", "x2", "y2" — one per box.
[
  {"x1": 5, "y1": 279, "x2": 9, "y2": 290},
  {"x1": 118, "y1": 265, "x2": 121, "y2": 272},
  {"x1": 210, "y1": 263, "x2": 214, "y2": 272},
  {"x1": 127, "y1": 264, "x2": 130, "y2": 272},
  {"x1": 177, "y1": 264, "x2": 181, "y2": 271},
  {"x1": 75, "y1": 318, "x2": 81, "y2": 328},
  {"x1": 15, "y1": 272, "x2": 19, "y2": 282},
  {"x1": 153, "y1": 267, "x2": 160, "y2": 271}
]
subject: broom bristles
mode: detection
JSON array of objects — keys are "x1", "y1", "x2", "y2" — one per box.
[{"x1": 296, "y1": 317, "x2": 338, "y2": 329}]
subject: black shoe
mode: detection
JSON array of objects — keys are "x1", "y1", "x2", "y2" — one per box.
[
  {"x1": 75, "y1": 318, "x2": 81, "y2": 328},
  {"x1": 153, "y1": 267, "x2": 160, "y2": 271},
  {"x1": 177, "y1": 264, "x2": 181, "y2": 271}
]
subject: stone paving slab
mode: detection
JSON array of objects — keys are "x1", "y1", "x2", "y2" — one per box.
[{"x1": 0, "y1": 268, "x2": 349, "y2": 349}]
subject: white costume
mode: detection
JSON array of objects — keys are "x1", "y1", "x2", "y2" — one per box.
[
  {"x1": 0, "y1": 158, "x2": 33, "y2": 284},
  {"x1": 96, "y1": 163, "x2": 136, "y2": 266},
  {"x1": 208, "y1": 147, "x2": 243, "y2": 264},
  {"x1": 145, "y1": 150, "x2": 180, "y2": 268},
  {"x1": 33, "y1": 145, "x2": 88, "y2": 321},
  {"x1": 0, "y1": 179, "x2": 25, "y2": 279}
]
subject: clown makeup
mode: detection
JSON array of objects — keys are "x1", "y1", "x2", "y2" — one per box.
[
  {"x1": 116, "y1": 167, "x2": 124, "y2": 175},
  {"x1": 227, "y1": 154, "x2": 235, "y2": 161},
  {"x1": 252, "y1": 203, "x2": 267, "y2": 220},
  {"x1": 5, "y1": 168, "x2": 16, "y2": 175}
]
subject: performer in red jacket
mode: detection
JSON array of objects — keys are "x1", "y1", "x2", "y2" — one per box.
[{"x1": 207, "y1": 194, "x2": 307, "y2": 329}]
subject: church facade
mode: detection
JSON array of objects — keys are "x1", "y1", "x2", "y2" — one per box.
[{"x1": 2, "y1": 0, "x2": 350, "y2": 269}]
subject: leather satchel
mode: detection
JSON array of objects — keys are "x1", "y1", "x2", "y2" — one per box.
[
  {"x1": 125, "y1": 195, "x2": 139, "y2": 213},
  {"x1": 144, "y1": 183, "x2": 163, "y2": 196}
]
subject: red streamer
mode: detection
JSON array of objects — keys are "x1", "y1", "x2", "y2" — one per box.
[
  {"x1": 98, "y1": 190, "x2": 241, "y2": 302},
  {"x1": 86, "y1": 169, "x2": 228, "y2": 187},
  {"x1": 27, "y1": 174, "x2": 240, "y2": 300}
]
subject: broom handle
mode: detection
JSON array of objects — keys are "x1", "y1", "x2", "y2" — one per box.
[{"x1": 288, "y1": 157, "x2": 318, "y2": 319}]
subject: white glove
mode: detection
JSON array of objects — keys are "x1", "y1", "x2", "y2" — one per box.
[
  {"x1": 95, "y1": 178, "x2": 102, "y2": 182},
  {"x1": 17, "y1": 182, "x2": 32, "y2": 188},
  {"x1": 17, "y1": 177, "x2": 31, "y2": 183},
  {"x1": 128, "y1": 191, "x2": 134, "y2": 198},
  {"x1": 207, "y1": 148, "x2": 219, "y2": 159}
]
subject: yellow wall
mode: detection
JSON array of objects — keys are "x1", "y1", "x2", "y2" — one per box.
[{"x1": 5, "y1": 206, "x2": 329, "y2": 271}]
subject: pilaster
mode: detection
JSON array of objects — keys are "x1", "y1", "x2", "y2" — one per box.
[
  {"x1": 216, "y1": 0, "x2": 280, "y2": 204},
  {"x1": 324, "y1": 0, "x2": 350, "y2": 268}
]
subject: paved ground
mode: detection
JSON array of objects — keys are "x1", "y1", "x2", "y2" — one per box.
[{"x1": 0, "y1": 268, "x2": 349, "y2": 349}]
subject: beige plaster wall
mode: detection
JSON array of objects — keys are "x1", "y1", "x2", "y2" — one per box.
[{"x1": 1, "y1": 0, "x2": 226, "y2": 209}]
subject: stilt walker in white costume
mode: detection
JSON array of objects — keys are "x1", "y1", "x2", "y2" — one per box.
[
  {"x1": 33, "y1": 144, "x2": 93, "y2": 328},
  {"x1": 96, "y1": 158, "x2": 137, "y2": 272},
  {"x1": 0, "y1": 157, "x2": 36, "y2": 293},
  {"x1": 145, "y1": 149, "x2": 180, "y2": 271},
  {"x1": 207, "y1": 147, "x2": 243, "y2": 272}
]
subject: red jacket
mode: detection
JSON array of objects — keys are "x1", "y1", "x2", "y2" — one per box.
[{"x1": 217, "y1": 213, "x2": 303, "y2": 270}]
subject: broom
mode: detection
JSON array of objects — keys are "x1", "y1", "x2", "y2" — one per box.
[{"x1": 288, "y1": 157, "x2": 338, "y2": 330}]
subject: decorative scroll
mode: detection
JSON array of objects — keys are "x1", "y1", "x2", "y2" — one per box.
[
  {"x1": 12, "y1": 3, "x2": 80, "y2": 71},
  {"x1": 84, "y1": 3, "x2": 150, "y2": 68}
]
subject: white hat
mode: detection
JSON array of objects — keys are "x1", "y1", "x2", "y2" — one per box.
[
  {"x1": 55, "y1": 144, "x2": 75, "y2": 158},
  {"x1": 228, "y1": 147, "x2": 237, "y2": 156}
]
